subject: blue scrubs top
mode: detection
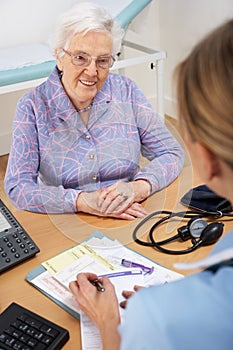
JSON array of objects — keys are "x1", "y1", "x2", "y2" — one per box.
[{"x1": 119, "y1": 230, "x2": 233, "y2": 350}]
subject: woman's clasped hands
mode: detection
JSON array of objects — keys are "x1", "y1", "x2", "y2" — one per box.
[{"x1": 77, "y1": 180, "x2": 151, "y2": 220}]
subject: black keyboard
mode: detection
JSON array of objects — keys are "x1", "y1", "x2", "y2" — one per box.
[
  {"x1": 0, "y1": 303, "x2": 69, "y2": 350},
  {"x1": 0, "y1": 199, "x2": 40, "y2": 273}
]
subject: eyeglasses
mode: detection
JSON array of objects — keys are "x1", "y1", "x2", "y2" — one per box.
[{"x1": 63, "y1": 49, "x2": 115, "y2": 69}]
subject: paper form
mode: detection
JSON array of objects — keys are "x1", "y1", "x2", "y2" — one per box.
[
  {"x1": 42, "y1": 242, "x2": 116, "y2": 274},
  {"x1": 31, "y1": 244, "x2": 119, "y2": 316},
  {"x1": 86, "y1": 236, "x2": 183, "y2": 286},
  {"x1": 53, "y1": 254, "x2": 115, "y2": 290},
  {"x1": 29, "y1": 232, "x2": 183, "y2": 350},
  {"x1": 80, "y1": 313, "x2": 102, "y2": 350},
  {"x1": 31, "y1": 270, "x2": 80, "y2": 314},
  {"x1": 77, "y1": 237, "x2": 183, "y2": 349}
]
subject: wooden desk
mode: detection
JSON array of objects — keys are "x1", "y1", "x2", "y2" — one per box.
[{"x1": 1, "y1": 167, "x2": 232, "y2": 349}]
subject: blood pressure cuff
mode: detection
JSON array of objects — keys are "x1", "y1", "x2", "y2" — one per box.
[{"x1": 180, "y1": 185, "x2": 233, "y2": 213}]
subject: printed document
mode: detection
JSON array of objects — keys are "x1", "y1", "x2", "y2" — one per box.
[{"x1": 28, "y1": 232, "x2": 183, "y2": 349}]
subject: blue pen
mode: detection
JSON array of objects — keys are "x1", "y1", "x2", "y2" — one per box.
[{"x1": 99, "y1": 269, "x2": 143, "y2": 279}]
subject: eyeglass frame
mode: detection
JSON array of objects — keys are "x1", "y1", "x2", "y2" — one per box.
[{"x1": 62, "y1": 49, "x2": 115, "y2": 69}]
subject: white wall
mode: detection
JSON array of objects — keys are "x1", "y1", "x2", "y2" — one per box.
[
  {"x1": 157, "y1": 0, "x2": 233, "y2": 117},
  {"x1": 0, "y1": 0, "x2": 233, "y2": 155},
  {"x1": 0, "y1": 0, "x2": 78, "y2": 47},
  {"x1": 125, "y1": 0, "x2": 233, "y2": 117}
]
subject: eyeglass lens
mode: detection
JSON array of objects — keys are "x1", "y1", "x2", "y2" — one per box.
[{"x1": 65, "y1": 50, "x2": 114, "y2": 69}]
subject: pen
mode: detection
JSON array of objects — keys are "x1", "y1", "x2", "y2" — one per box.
[
  {"x1": 99, "y1": 269, "x2": 143, "y2": 279},
  {"x1": 91, "y1": 279, "x2": 105, "y2": 292},
  {"x1": 121, "y1": 259, "x2": 154, "y2": 274}
]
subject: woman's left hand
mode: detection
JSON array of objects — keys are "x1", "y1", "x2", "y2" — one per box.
[
  {"x1": 119, "y1": 285, "x2": 143, "y2": 309},
  {"x1": 98, "y1": 180, "x2": 151, "y2": 214}
]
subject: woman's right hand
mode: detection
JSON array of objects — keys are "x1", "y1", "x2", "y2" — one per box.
[
  {"x1": 69, "y1": 272, "x2": 120, "y2": 329},
  {"x1": 76, "y1": 190, "x2": 147, "y2": 220},
  {"x1": 69, "y1": 272, "x2": 121, "y2": 350}
]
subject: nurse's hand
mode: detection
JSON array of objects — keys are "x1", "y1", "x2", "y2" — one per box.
[
  {"x1": 120, "y1": 285, "x2": 143, "y2": 309},
  {"x1": 69, "y1": 272, "x2": 121, "y2": 349}
]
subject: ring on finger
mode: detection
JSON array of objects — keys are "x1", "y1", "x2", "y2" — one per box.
[{"x1": 119, "y1": 192, "x2": 128, "y2": 200}]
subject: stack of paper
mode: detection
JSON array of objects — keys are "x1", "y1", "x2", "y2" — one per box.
[{"x1": 27, "y1": 231, "x2": 183, "y2": 349}]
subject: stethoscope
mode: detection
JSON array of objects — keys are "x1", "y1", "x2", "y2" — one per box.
[{"x1": 133, "y1": 209, "x2": 233, "y2": 254}]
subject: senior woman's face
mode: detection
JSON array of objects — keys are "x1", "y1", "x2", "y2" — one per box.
[{"x1": 56, "y1": 31, "x2": 113, "y2": 110}]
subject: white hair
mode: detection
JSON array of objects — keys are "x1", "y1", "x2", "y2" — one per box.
[{"x1": 51, "y1": 2, "x2": 125, "y2": 57}]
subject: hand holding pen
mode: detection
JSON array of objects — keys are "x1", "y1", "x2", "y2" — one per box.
[{"x1": 69, "y1": 272, "x2": 120, "y2": 330}]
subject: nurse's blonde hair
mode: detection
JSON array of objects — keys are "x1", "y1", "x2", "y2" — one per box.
[{"x1": 176, "y1": 19, "x2": 233, "y2": 170}]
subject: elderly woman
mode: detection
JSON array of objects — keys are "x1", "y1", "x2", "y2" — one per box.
[{"x1": 4, "y1": 2, "x2": 184, "y2": 219}]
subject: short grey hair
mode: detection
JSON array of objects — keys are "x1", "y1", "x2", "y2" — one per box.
[{"x1": 51, "y1": 2, "x2": 125, "y2": 57}]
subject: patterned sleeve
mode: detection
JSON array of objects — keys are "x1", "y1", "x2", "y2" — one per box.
[
  {"x1": 130, "y1": 81, "x2": 184, "y2": 193},
  {"x1": 4, "y1": 96, "x2": 79, "y2": 213}
]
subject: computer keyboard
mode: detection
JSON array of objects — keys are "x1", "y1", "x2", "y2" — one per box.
[
  {"x1": 0, "y1": 303, "x2": 69, "y2": 350},
  {"x1": 0, "y1": 199, "x2": 40, "y2": 273}
]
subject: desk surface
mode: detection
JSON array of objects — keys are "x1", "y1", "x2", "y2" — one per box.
[{"x1": 1, "y1": 166, "x2": 232, "y2": 350}]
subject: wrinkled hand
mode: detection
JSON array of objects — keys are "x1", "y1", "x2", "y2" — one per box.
[
  {"x1": 120, "y1": 285, "x2": 143, "y2": 309},
  {"x1": 98, "y1": 180, "x2": 151, "y2": 215},
  {"x1": 76, "y1": 185, "x2": 148, "y2": 220},
  {"x1": 69, "y1": 273, "x2": 120, "y2": 330}
]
